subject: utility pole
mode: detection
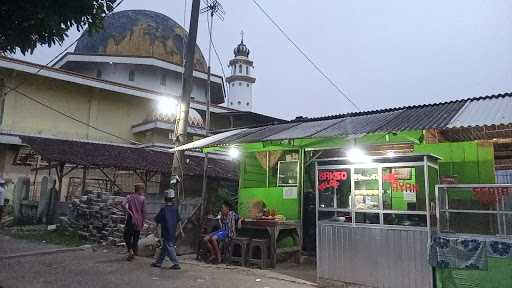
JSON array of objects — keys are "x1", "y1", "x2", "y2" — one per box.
[
  {"x1": 171, "y1": 0, "x2": 201, "y2": 205},
  {"x1": 197, "y1": 0, "x2": 224, "y2": 258}
]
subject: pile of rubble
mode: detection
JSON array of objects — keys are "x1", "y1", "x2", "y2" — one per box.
[
  {"x1": 67, "y1": 193, "x2": 128, "y2": 246},
  {"x1": 64, "y1": 193, "x2": 152, "y2": 247}
]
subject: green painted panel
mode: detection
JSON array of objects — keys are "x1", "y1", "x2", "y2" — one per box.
[
  {"x1": 240, "y1": 153, "x2": 267, "y2": 189},
  {"x1": 238, "y1": 187, "x2": 299, "y2": 220},
  {"x1": 477, "y1": 142, "x2": 496, "y2": 184},
  {"x1": 414, "y1": 142, "x2": 495, "y2": 184},
  {"x1": 436, "y1": 257, "x2": 512, "y2": 288}
]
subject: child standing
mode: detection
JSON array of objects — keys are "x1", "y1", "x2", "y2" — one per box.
[{"x1": 151, "y1": 190, "x2": 182, "y2": 269}]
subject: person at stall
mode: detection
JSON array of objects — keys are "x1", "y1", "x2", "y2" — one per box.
[
  {"x1": 123, "y1": 183, "x2": 145, "y2": 261},
  {"x1": 151, "y1": 189, "x2": 183, "y2": 269},
  {"x1": 203, "y1": 201, "x2": 241, "y2": 264}
]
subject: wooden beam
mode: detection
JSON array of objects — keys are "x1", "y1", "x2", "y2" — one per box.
[
  {"x1": 62, "y1": 165, "x2": 80, "y2": 177},
  {"x1": 98, "y1": 167, "x2": 124, "y2": 193},
  {"x1": 134, "y1": 170, "x2": 145, "y2": 182}
]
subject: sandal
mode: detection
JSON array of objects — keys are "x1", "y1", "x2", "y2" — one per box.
[{"x1": 207, "y1": 256, "x2": 216, "y2": 264}]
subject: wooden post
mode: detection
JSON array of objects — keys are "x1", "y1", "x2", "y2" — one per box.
[
  {"x1": 81, "y1": 166, "x2": 87, "y2": 195},
  {"x1": 170, "y1": 0, "x2": 201, "y2": 205},
  {"x1": 56, "y1": 163, "x2": 64, "y2": 202}
]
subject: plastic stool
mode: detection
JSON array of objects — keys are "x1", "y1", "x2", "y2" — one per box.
[
  {"x1": 227, "y1": 237, "x2": 251, "y2": 266},
  {"x1": 247, "y1": 238, "x2": 269, "y2": 269}
]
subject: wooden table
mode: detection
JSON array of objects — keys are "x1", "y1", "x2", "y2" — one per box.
[{"x1": 241, "y1": 219, "x2": 302, "y2": 268}]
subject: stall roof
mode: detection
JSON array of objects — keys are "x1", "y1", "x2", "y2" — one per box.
[
  {"x1": 174, "y1": 92, "x2": 512, "y2": 150},
  {"x1": 16, "y1": 135, "x2": 238, "y2": 180},
  {"x1": 448, "y1": 96, "x2": 512, "y2": 128}
]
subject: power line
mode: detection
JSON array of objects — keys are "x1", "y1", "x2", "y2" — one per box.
[
  {"x1": 5, "y1": 84, "x2": 140, "y2": 145},
  {"x1": 204, "y1": 6, "x2": 228, "y2": 95},
  {"x1": 3, "y1": 0, "x2": 126, "y2": 96},
  {"x1": 251, "y1": 0, "x2": 361, "y2": 111}
]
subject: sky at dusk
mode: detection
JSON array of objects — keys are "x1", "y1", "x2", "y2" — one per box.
[{"x1": 13, "y1": 0, "x2": 512, "y2": 120}]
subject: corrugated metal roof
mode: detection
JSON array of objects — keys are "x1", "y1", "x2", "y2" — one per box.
[
  {"x1": 231, "y1": 122, "x2": 302, "y2": 143},
  {"x1": 313, "y1": 111, "x2": 402, "y2": 137},
  {"x1": 448, "y1": 95, "x2": 512, "y2": 128},
  {"x1": 214, "y1": 126, "x2": 268, "y2": 145},
  {"x1": 173, "y1": 92, "x2": 512, "y2": 150},
  {"x1": 264, "y1": 118, "x2": 343, "y2": 140},
  {"x1": 379, "y1": 101, "x2": 466, "y2": 131}
]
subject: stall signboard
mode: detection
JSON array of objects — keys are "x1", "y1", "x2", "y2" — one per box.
[{"x1": 318, "y1": 169, "x2": 349, "y2": 191}]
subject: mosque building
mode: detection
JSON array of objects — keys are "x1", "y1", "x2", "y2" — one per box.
[{"x1": 0, "y1": 9, "x2": 281, "y2": 201}]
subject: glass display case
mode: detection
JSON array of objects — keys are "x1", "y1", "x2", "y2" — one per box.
[{"x1": 316, "y1": 154, "x2": 439, "y2": 227}]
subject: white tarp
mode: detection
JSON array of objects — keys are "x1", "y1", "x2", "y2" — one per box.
[{"x1": 171, "y1": 128, "x2": 246, "y2": 151}]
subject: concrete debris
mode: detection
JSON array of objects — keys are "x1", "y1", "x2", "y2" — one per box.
[
  {"x1": 137, "y1": 234, "x2": 160, "y2": 257},
  {"x1": 64, "y1": 193, "x2": 153, "y2": 246}
]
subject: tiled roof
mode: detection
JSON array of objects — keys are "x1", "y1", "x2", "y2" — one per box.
[{"x1": 18, "y1": 135, "x2": 237, "y2": 180}]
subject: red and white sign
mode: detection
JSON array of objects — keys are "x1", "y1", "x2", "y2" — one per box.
[{"x1": 318, "y1": 170, "x2": 348, "y2": 191}]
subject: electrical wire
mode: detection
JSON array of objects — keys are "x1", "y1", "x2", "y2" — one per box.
[
  {"x1": 206, "y1": 14, "x2": 228, "y2": 96},
  {"x1": 4, "y1": 84, "x2": 141, "y2": 145},
  {"x1": 251, "y1": 0, "x2": 361, "y2": 111}
]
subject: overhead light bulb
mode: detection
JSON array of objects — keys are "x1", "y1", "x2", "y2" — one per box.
[
  {"x1": 228, "y1": 146, "x2": 240, "y2": 159},
  {"x1": 386, "y1": 151, "x2": 396, "y2": 157},
  {"x1": 157, "y1": 97, "x2": 178, "y2": 115},
  {"x1": 346, "y1": 147, "x2": 372, "y2": 163}
]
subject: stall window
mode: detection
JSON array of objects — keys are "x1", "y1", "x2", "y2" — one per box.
[
  {"x1": 355, "y1": 212, "x2": 380, "y2": 224},
  {"x1": 353, "y1": 168, "x2": 379, "y2": 210},
  {"x1": 318, "y1": 168, "x2": 351, "y2": 209},
  {"x1": 382, "y1": 166, "x2": 427, "y2": 226},
  {"x1": 316, "y1": 163, "x2": 431, "y2": 227},
  {"x1": 382, "y1": 166, "x2": 425, "y2": 211},
  {"x1": 278, "y1": 160, "x2": 299, "y2": 186}
]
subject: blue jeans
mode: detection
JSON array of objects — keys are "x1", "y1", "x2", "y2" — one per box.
[{"x1": 155, "y1": 240, "x2": 179, "y2": 265}]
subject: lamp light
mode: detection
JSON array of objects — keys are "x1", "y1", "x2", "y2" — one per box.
[
  {"x1": 346, "y1": 147, "x2": 372, "y2": 163},
  {"x1": 157, "y1": 97, "x2": 178, "y2": 115},
  {"x1": 386, "y1": 151, "x2": 396, "y2": 157},
  {"x1": 228, "y1": 146, "x2": 240, "y2": 159}
]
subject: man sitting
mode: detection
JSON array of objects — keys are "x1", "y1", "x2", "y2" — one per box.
[{"x1": 203, "y1": 201, "x2": 241, "y2": 264}]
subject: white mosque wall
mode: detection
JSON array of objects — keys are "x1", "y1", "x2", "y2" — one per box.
[
  {"x1": 227, "y1": 81, "x2": 253, "y2": 111},
  {"x1": 68, "y1": 62, "x2": 208, "y2": 102}
]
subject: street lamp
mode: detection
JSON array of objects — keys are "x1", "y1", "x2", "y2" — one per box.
[
  {"x1": 346, "y1": 147, "x2": 372, "y2": 163},
  {"x1": 228, "y1": 146, "x2": 240, "y2": 159},
  {"x1": 157, "y1": 96, "x2": 179, "y2": 115}
]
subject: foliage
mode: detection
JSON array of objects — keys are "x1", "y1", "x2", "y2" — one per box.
[
  {"x1": 0, "y1": 0, "x2": 118, "y2": 55},
  {"x1": 211, "y1": 182, "x2": 239, "y2": 214}
]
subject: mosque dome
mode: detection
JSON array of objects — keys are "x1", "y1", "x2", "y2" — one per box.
[
  {"x1": 234, "y1": 39, "x2": 250, "y2": 58},
  {"x1": 149, "y1": 108, "x2": 204, "y2": 128},
  {"x1": 74, "y1": 10, "x2": 208, "y2": 72}
]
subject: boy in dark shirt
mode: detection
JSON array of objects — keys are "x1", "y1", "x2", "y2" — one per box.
[{"x1": 151, "y1": 190, "x2": 183, "y2": 269}]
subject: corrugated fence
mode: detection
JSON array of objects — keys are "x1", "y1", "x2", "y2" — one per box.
[{"x1": 318, "y1": 223, "x2": 433, "y2": 288}]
